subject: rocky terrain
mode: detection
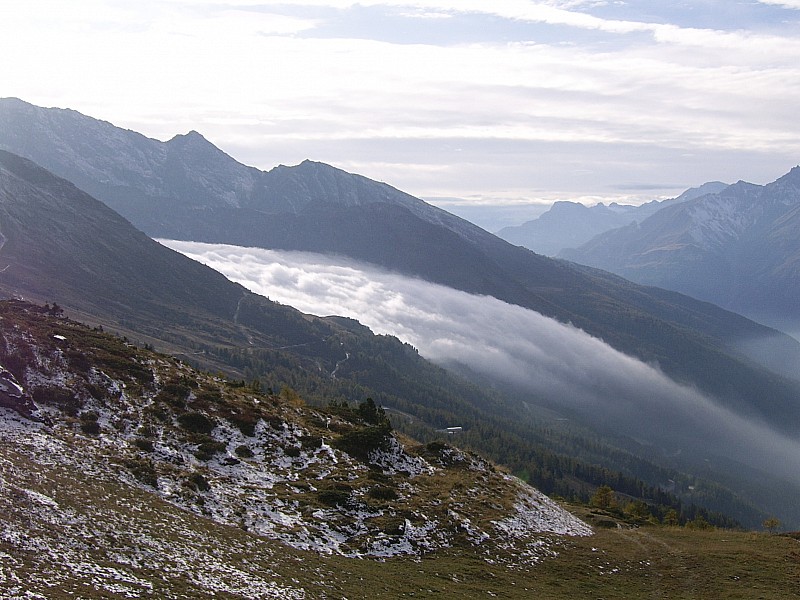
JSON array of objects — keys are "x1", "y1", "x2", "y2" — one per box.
[{"x1": 0, "y1": 300, "x2": 591, "y2": 597}]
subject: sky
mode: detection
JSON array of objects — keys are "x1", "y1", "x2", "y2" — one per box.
[
  {"x1": 164, "y1": 240, "x2": 800, "y2": 489},
  {"x1": 2, "y1": 1, "x2": 800, "y2": 230}
]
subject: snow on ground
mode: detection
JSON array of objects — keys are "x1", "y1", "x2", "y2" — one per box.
[
  {"x1": 369, "y1": 436, "x2": 435, "y2": 477},
  {"x1": 494, "y1": 475, "x2": 594, "y2": 539},
  {"x1": 0, "y1": 410, "x2": 306, "y2": 599},
  {"x1": 0, "y1": 318, "x2": 592, "y2": 577}
]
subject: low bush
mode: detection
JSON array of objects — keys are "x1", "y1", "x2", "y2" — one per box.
[
  {"x1": 186, "y1": 472, "x2": 211, "y2": 492},
  {"x1": 178, "y1": 412, "x2": 215, "y2": 434},
  {"x1": 368, "y1": 485, "x2": 398, "y2": 501},
  {"x1": 333, "y1": 424, "x2": 391, "y2": 461},
  {"x1": 195, "y1": 439, "x2": 226, "y2": 461},
  {"x1": 135, "y1": 438, "x2": 155, "y2": 452},
  {"x1": 235, "y1": 444, "x2": 254, "y2": 458}
]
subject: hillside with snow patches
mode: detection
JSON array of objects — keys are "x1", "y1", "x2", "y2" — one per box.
[{"x1": 0, "y1": 301, "x2": 590, "y2": 597}]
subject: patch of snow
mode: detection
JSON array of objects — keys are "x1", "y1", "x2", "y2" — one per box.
[
  {"x1": 493, "y1": 475, "x2": 592, "y2": 538},
  {"x1": 369, "y1": 437, "x2": 435, "y2": 477}
]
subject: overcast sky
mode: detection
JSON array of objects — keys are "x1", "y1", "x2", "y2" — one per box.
[{"x1": 2, "y1": 1, "x2": 800, "y2": 229}]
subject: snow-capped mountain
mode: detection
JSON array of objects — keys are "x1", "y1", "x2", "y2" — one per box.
[
  {"x1": 562, "y1": 167, "x2": 800, "y2": 336},
  {"x1": 496, "y1": 182, "x2": 728, "y2": 256}
]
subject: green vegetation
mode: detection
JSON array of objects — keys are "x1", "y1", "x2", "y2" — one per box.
[
  {"x1": 2, "y1": 299, "x2": 799, "y2": 598},
  {"x1": 0, "y1": 299, "x2": 755, "y2": 528},
  {"x1": 204, "y1": 334, "x2": 750, "y2": 528}
]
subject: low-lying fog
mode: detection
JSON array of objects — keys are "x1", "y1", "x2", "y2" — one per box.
[{"x1": 164, "y1": 240, "x2": 800, "y2": 490}]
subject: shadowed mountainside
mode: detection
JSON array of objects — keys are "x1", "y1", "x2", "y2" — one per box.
[{"x1": 1, "y1": 149, "x2": 786, "y2": 528}]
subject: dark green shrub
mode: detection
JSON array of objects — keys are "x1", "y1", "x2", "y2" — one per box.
[
  {"x1": 267, "y1": 415, "x2": 284, "y2": 430},
  {"x1": 300, "y1": 435, "x2": 323, "y2": 450},
  {"x1": 79, "y1": 411, "x2": 100, "y2": 435},
  {"x1": 195, "y1": 389, "x2": 222, "y2": 406},
  {"x1": 425, "y1": 441, "x2": 448, "y2": 454},
  {"x1": 368, "y1": 485, "x2": 398, "y2": 501},
  {"x1": 163, "y1": 381, "x2": 191, "y2": 400},
  {"x1": 358, "y1": 397, "x2": 390, "y2": 426},
  {"x1": 195, "y1": 440, "x2": 226, "y2": 461},
  {"x1": 80, "y1": 420, "x2": 101, "y2": 435},
  {"x1": 235, "y1": 444, "x2": 254, "y2": 458},
  {"x1": 125, "y1": 458, "x2": 158, "y2": 487},
  {"x1": 284, "y1": 446, "x2": 301, "y2": 458},
  {"x1": 154, "y1": 390, "x2": 186, "y2": 409},
  {"x1": 367, "y1": 469, "x2": 390, "y2": 483},
  {"x1": 135, "y1": 438, "x2": 155, "y2": 452},
  {"x1": 186, "y1": 472, "x2": 211, "y2": 492},
  {"x1": 66, "y1": 350, "x2": 91, "y2": 373},
  {"x1": 144, "y1": 405, "x2": 169, "y2": 422},
  {"x1": 317, "y1": 483, "x2": 352, "y2": 507},
  {"x1": 332, "y1": 424, "x2": 391, "y2": 461},
  {"x1": 32, "y1": 386, "x2": 82, "y2": 415},
  {"x1": 230, "y1": 412, "x2": 259, "y2": 437},
  {"x1": 177, "y1": 412, "x2": 214, "y2": 434}
]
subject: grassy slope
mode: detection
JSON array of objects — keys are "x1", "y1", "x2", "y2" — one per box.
[{"x1": 2, "y1": 441, "x2": 798, "y2": 599}]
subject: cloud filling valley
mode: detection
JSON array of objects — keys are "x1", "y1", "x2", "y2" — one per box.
[{"x1": 164, "y1": 240, "x2": 800, "y2": 485}]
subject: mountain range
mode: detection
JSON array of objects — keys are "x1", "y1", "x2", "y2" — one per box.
[
  {"x1": 561, "y1": 170, "x2": 800, "y2": 338},
  {"x1": 2, "y1": 97, "x2": 799, "y2": 402},
  {"x1": 0, "y1": 147, "x2": 764, "y2": 528},
  {"x1": 3, "y1": 98, "x2": 800, "y2": 528},
  {"x1": 496, "y1": 181, "x2": 729, "y2": 256}
]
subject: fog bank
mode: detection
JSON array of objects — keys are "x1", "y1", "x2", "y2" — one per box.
[{"x1": 164, "y1": 240, "x2": 800, "y2": 485}]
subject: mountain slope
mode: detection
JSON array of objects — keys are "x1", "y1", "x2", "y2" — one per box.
[
  {"x1": 2, "y1": 98, "x2": 799, "y2": 404},
  {"x1": 496, "y1": 181, "x2": 728, "y2": 256},
  {"x1": 562, "y1": 168, "x2": 800, "y2": 336},
  {"x1": 3, "y1": 306, "x2": 798, "y2": 597},
  {"x1": 0, "y1": 299, "x2": 593, "y2": 596}
]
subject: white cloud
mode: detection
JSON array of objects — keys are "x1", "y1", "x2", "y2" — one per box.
[
  {"x1": 757, "y1": 0, "x2": 800, "y2": 8},
  {"x1": 163, "y1": 240, "x2": 800, "y2": 485},
  {"x1": 1, "y1": 0, "x2": 798, "y2": 210}
]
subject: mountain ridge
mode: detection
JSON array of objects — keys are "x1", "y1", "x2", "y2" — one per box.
[
  {"x1": 562, "y1": 166, "x2": 800, "y2": 336},
  {"x1": 2, "y1": 149, "x2": 786, "y2": 529},
  {"x1": 496, "y1": 181, "x2": 729, "y2": 256}
]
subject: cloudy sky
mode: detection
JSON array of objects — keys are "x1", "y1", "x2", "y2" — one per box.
[{"x1": 2, "y1": 1, "x2": 800, "y2": 229}]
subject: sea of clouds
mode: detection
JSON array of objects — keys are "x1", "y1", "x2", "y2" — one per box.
[{"x1": 163, "y1": 240, "x2": 800, "y2": 486}]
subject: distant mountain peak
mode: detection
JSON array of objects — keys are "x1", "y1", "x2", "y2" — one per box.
[
  {"x1": 169, "y1": 129, "x2": 207, "y2": 142},
  {"x1": 564, "y1": 166, "x2": 800, "y2": 335},
  {"x1": 774, "y1": 165, "x2": 800, "y2": 186}
]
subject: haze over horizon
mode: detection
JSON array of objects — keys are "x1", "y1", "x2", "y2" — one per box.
[{"x1": 2, "y1": 1, "x2": 799, "y2": 230}]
